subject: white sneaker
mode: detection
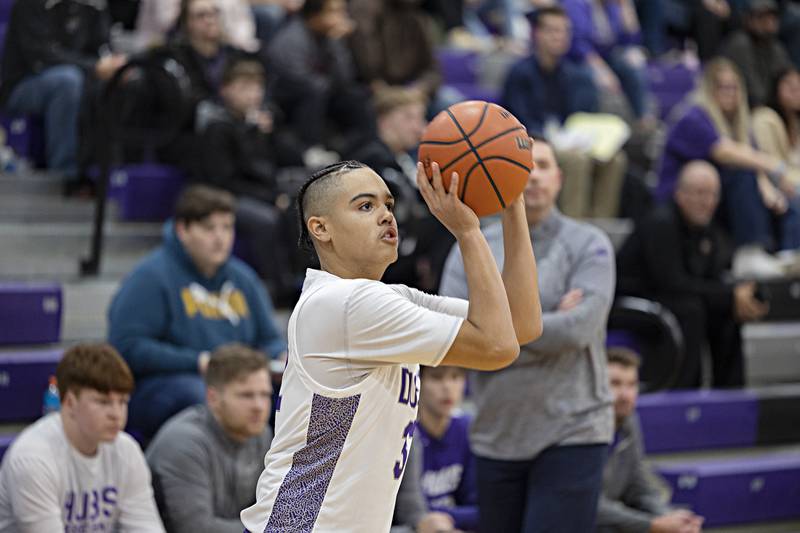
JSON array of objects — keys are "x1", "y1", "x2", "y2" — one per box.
[{"x1": 732, "y1": 245, "x2": 785, "y2": 280}]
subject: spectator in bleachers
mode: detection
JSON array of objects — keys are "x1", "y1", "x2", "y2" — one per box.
[
  {"x1": 250, "y1": 0, "x2": 305, "y2": 44},
  {"x1": 266, "y1": 0, "x2": 376, "y2": 157},
  {"x1": 502, "y1": 6, "x2": 627, "y2": 219},
  {"x1": 349, "y1": 0, "x2": 457, "y2": 115},
  {"x1": 392, "y1": 437, "x2": 461, "y2": 533},
  {"x1": 0, "y1": 0, "x2": 127, "y2": 191},
  {"x1": 0, "y1": 343, "x2": 165, "y2": 532},
  {"x1": 146, "y1": 343, "x2": 273, "y2": 533},
  {"x1": 416, "y1": 365, "x2": 478, "y2": 531},
  {"x1": 618, "y1": 160, "x2": 767, "y2": 388},
  {"x1": 440, "y1": 136, "x2": 614, "y2": 533},
  {"x1": 655, "y1": 57, "x2": 800, "y2": 278},
  {"x1": 562, "y1": 0, "x2": 652, "y2": 123},
  {"x1": 108, "y1": 185, "x2": 286, "y2": 441},
  {"x1": 197, "y1": 58, "x2": 306, "y2": 303},
  {"x1": 157, "y1": 0, "x2": 252, "y2": 174},
  {"x1": 349, "y1": 87, "x2": 453, "y2": 291},
  {"x1": 134, "y1": 0, "x2": 260, "y2": 52},
  {"x1": 754, "y1": 67, "x2": 800, "y2": 178},
  {"x1": 779, "y1": 0, "x2": 800, "y2": 68},
  {"x1": 720, "y1": 0, "x2": 791, "y2": 107},
  {"x1": 596, "y1": 347, "x2": 705, "y2": 533},
  {"x1": 721, "y1": 0, "x2": 792, "y2": 108}
]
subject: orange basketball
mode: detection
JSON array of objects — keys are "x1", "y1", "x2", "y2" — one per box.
[{"x1": 418, "y1": 100, "x2": 533, "y2": 217}]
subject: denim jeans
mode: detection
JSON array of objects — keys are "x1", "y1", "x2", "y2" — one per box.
[
  {"x1": 718, "y1": 168, "x2": 800, "y2": 251},
  {"x1": 5, "y1": 64, "x2": 84, "y2": 177},
  {"x1": 476, "y1": 444, "x2": 608, "y2": 533},
  {"x1": 127, "y1": 373, "x2": 206, "y2": 441}
]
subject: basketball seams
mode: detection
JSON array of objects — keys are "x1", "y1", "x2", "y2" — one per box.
[
  {"x1": 438, "y1": 126, "x2": 527, "y2": 173},
  {"x1": 444, "y1": 106, "x2": 507, "y2": 209},
  {"x1": 464, "y1": 102, "x2": 490, "y2": 137}
]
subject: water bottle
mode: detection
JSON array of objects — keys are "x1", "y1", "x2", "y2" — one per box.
[{"x1": 42, "y1": 376, "x2": 61, "y2": 415}]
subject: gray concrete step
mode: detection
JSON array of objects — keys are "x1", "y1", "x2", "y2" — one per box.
[{"x1": 0, "y1": 222, "x2": 160, "y2": 280}]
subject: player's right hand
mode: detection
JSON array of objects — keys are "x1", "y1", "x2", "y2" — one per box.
[{"x1": 416, "y1": 161, "x2": 480, "y2": 239}]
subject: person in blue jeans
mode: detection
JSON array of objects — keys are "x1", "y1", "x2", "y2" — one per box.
[
  {"x1": 562, "y1": 0, "x2": 652, "y2": 122},
  {"x1": 440, "y1": 136, "x2": 614, "y2": 533},
  {"x1": 108, "y1": 185, "x2": 287, "y2": 441},
  {"x1": 0, "y1": 0, "x2": 127, "y2": 182}
]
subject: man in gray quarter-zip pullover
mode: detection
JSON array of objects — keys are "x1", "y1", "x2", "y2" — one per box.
[
  {"x1": 440, "y1": 136, "x2": 615, "y2": 533},
  {"x1": 146, "y1": 344, "x2": 274, "y2": 533}
]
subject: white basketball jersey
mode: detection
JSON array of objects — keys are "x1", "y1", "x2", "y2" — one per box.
[{"x1": 241, "y1": 269, "x2": 466, "y2": 533}]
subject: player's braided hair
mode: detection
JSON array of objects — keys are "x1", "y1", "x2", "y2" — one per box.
[{"x1": 296, "y1": 160, "x2": 368, "y2": 251}]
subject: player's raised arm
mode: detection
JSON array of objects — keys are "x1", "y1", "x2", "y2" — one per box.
[
  {"x1": 500, "y1": 166, "x2": 543, "y2": 346},
  {"x1": 417, "y1": 162, "x2": 519, "y2": 370}
]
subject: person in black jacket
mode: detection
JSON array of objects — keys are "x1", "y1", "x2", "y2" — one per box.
[
  {"x1": 266, "y1": 0, "x2": 376, "y2": 156},
  {"x1": 157, "y1": 0, "x2": 251, "y2": 174},
  {"x1": 616, "y1": 160, "x2": 768, "y2": 388},
  {"x1": 198, "y1": 59, "x2": 306, "y2": 305},
  {"x1": 0, "y1": 0, "x2": 126, "y2": 184}
]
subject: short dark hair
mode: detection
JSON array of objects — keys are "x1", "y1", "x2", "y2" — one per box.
[
  {"x1": 56, "y1": 343, "x2": 135, "y2": 399},
  {"x1": 174, "y1": 185, "x2": 235, "y2": 225},
  {"x1": 222, "y1": 59, "x2": 266, "y2": 87},
  {"x1": 301, "y1": 0, "x2": 330, "y2": 19},
  {"x1": 532, "y1": 6, "x2": 567, "y2": 28},
  {"x1": 205, "y1": 343, "x2": 269, "y2": 389},
  {"x1": 296, "y1": 160, "x2": 368, "y2": 251},
  {"x1": 607, "y1": 347, "x2": 641, "y2": 369}
]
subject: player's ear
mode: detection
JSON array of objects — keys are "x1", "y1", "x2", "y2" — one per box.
[{"x1": 308, "y1": 215, "x2": 331, "y2": 244}]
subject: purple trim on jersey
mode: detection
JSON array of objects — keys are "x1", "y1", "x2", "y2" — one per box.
[{"x1": 264, "y1": 393, "x2": 361, "y2": 533}]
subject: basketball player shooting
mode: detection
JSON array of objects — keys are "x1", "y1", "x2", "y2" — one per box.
[{"x1": 241, "y1": 157, "x2": 542, "y2": 532}]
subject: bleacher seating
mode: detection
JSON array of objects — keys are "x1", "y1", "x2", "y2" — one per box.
[
  {"x1": 638, "y1": 389, "x2": 759, "y2": 453},
  {"x1": 0, "y1": 282, "x2": 61, "y2": 345},
  {"x1": 105, "y1": 163, "x2": 185, "y2": 221},
  {"x1": 640, "y1": 387, "x2": 800, "y2": 528},
  {"x1": 0, "y1": 114, "x2": 45, "y2": 169},
  {"x1": 0, "y1": 348, "x2": 63, "y2": 422},
  {"x1": 659, "y1": 453, "x2": 800, "y2": 527},
  {"x1": 645, "y1": 60, "x2": 699, "y2": 120}
]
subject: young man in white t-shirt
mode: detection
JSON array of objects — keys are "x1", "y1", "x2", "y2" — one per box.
[
  {"x1": 0, "y1": 343, "x2": 165, "y2": 533},
  {"x1": 241, "y1": 158, "x2": 543, "y2": 532}
]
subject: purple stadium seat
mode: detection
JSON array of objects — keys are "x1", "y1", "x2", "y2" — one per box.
[
  {"x1": 637, "y1": 389, "x2": 759, "y2": 453},
  {"x1": 0, "y1": 282, "x2": 62, "y2": 345},
  {"x1": 659, "y1": 453, "x2": 800, "y2": 526},
  {"x1": 0, "y1": 0, "x2": 12, "y2": 27},
  {"x1": 0, "y1": 114, "x2": 46, "y2": 168},
  {"x1": 646, "y1": 61, "x2": 699, "y2": 120},
  {"x1": 106, "y1": 163, "x2": 186, "y2": 221},
  {"x1": 437, "y1": 48, "x2": 480, "y2": 85},
  {"x1": 447, "y1": 83, "x2": 500, "y2": 104},
  {"x1": 0, "y1": 433, "x2": 14, "y2": 462},
  {"x1": 0, "y1": 348, "x2": 63, "y2": 422}
]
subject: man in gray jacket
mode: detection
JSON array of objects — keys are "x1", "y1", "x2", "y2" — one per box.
[
  {"x1": 440, "y1": 136, "x2": 615, "y2": 532},
  {"x1": 146, "y1": 343, "x2": 274, "y2": 533},
  {"x1": 598, "y1": 348, "x2": 704, "y2": 533}
]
